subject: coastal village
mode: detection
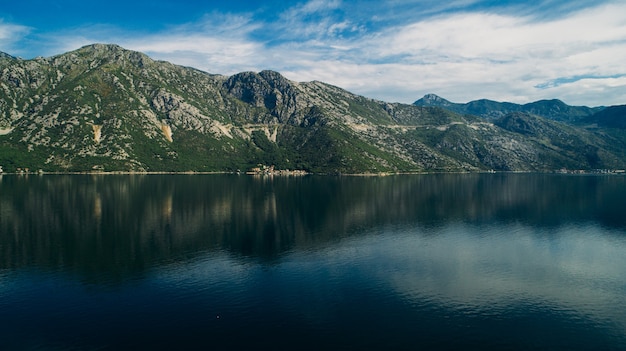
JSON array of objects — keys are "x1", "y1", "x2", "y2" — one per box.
[{"x1": 245, "y1": 164, "x2": 307, "y2": 176}]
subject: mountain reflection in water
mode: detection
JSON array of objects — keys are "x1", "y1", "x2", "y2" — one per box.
[{"x1": 0, "y1": 174, "x2": 625, "y2": 350}]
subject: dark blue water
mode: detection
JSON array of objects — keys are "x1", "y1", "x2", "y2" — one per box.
[{"x1": 1, "y1": 174, "x2": 625, "y2": 350}]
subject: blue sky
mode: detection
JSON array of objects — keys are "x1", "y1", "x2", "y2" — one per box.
[{"x1": 1, "y1": 0, "x2": 625, "y2": 106}]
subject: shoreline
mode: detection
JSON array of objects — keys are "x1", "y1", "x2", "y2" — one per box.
[{"x1": 1, "y1": 169, "x2": 624, "y2": 176}]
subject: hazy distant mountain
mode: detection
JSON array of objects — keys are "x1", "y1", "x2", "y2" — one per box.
[
  {"x1": 0, "y1": 44, "x2": 625, "y2": 173},
  {"x1": 414, "y1": 93, "x2": 604, "y2": 123},
  {"x1": 582, "y1": 105, "x2": 626, "y2": 129}
]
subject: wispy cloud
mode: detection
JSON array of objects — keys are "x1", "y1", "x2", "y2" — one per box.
[
  {"x1": 0, "y1": 20, "x2": 31, "y2": 55},
  {"x1": 338, "y1": 1, "x2": 626, "y2": 104},
  {"x1": 126, "y1": 13, "x2": 264, "y2": 73},
  {"x1": 283, "y1": 0, "x2": 342, "y2": 17},
  {"x1": 271, "y1": 0, "x2": 363, "y2": 42}
]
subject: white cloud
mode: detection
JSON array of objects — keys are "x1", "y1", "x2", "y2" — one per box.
[
  {"x1": 129, "y1": 34, "x2": 263, "y2": 73},
  {"x1": 251, "y1": 0, "x2": 626, "y2": 105},
  {"x1": 0, "y1": 20, "x2": 31, "y2": 54},
  {"x1": 270, "y1": 0, "x2": 365, "y2": 42},
  {"x1": 295, "y1": 0, "x2": 342, "y2": 15},
  {"x1": 346, "y1": 1, "x2": 626, "y2": 104},
  {"x1": 9, "y1": 1, "x2": 626, "y2": 106}
]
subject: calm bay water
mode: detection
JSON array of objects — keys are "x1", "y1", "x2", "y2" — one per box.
[{"x1": 1, "y1": 174, "x2": 625, "y2": 350}]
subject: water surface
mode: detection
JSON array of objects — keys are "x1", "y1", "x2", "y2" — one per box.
[{"x1": 1, "y1": 174, "x2": 625, "y2": 350}]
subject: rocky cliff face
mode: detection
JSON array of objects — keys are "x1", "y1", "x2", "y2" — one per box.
[
  {"x1": 224, "y1": 70, "x2": 301, "y2": 124},
  {"x1": 0, "y1": 44, "x2": 624, "y2": 173}
]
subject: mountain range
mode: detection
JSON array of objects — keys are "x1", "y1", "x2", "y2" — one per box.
[
  {"x1": 1, "y1": 44, "x2": 625, "y2": 173},
  {"x1": 413, "y1": 93, "x2": 604, "y2": 123}
]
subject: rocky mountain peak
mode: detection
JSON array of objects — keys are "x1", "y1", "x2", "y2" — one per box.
[
  {"x1": 224, "y1": 70, "x2": 299, "y2": 123},
  {"x1": 60, "y1": 43, "x2": 154, "y2": 69},
  {"x1": 414, "y1": 93, "x2": 453, "y2": 107},
  {"x1": 78, "y1": 43, "x2": 125, "y2": 53},
  {"x1": 258, "y1": 70, "x2": 291, "y2": 85}
]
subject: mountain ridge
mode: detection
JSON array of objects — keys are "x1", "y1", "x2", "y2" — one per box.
[
  {"x1": 1, "y1": 44, "x2": 625, "y2": 173},
  {"x1": 414, "y1": 93, "x2": 605, "y2": 123},
  {"x1": 583, "y1": 105, "x2": 626, "y2": 129},
  {"x1": 0, "y1": 52, "x2": 15, "y2": 60}
]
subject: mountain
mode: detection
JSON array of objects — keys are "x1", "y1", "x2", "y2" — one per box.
[
  {"x1": 414, "y1": 94, "x2": 604, "y2": 123},
  {"x1": 582, "y1": 105, "x2": 626, "y2": 129},
  {"x1": 1, "y1": 44, "x2": 625, "y2": 173},
  {"x1": 0, "y1": 52, "x2": 15, "y2": 60}
]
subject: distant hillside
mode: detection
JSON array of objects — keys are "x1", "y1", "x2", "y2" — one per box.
[
  {"x1": 582, "y1": 105, "x2": 626, "y2": 129},
  {"x1": 414, "y1": 94, "x2": 604, "y2": 123},
  {"x1": 0, "y1": 44, "x2": 625, "y2": 173}
]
